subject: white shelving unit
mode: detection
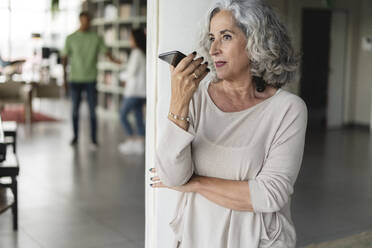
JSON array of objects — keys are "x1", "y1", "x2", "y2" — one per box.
[{"x1": 86, "y1": 0, "x2": 146, "y2": 116}]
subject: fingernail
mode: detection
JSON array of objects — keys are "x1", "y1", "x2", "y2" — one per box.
[
  {"x1": 201, "y1": 57, "x2": 204, "y2": 60},
  {"x1": 204, "y1": 61, "x2": 208, "y2": 65},
  {"x1": 192, "y1": 51, "x2": 197, "y2": 55},
  {"x1": 206, "y1": 68, "x2": 210, "y2": 72},
  {"x1": 149, "y1": 168, "x2": 152, "y2": 172},
  {"x1": 150, "y1": 177, "x2": 153, "y2": 180},
  {"x1": 150, "y1": 184, "x2": 153, "y2": 187}
]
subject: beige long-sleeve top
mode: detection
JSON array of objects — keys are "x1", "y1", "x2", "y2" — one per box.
[
  {"x1": 156, "y1": 81, "x2": 307, "y2": 248},
  {"x1": 119, "y1": 48, "x2": 146, "y2": 97}
]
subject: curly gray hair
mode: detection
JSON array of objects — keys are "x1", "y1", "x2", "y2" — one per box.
[{"x1": 198, "y1": 0, "x2": 299, "y2": 88}]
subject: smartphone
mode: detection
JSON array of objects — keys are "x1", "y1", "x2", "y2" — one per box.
[{"x1": 158, "y1": 50, "x2": 187, "y2": 67}]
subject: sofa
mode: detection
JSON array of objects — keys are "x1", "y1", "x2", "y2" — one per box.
[{"x1": 0, "y1": 81, "x2": 33, "y2": 123}]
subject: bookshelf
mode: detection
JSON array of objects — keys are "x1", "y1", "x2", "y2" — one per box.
[{"x1": 86, "y1": 0, "x2": 146, "y2": 116}]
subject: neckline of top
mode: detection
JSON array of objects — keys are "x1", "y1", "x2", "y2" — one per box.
[{"x1": 204, "y1": 81, "x2": 282, "y2": 115}]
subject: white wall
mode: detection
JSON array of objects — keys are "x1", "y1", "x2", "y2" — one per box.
[
  {"x1": 327, "y1": 10, "x2": 348, "y2": 128},
  {"x1": 146, "y1": 1, "x2": 215, "y2": 247},
  {"x1": 285, "y1": 0, "x2": 372, "y2": 127},
  {"x1": 355, "y1": 0, "x2": 372, "y2": 126}
]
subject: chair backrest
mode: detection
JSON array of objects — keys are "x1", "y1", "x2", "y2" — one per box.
[
  {"x1": 0, "y1": 116, "x2": 4, "y2": 143},
  {"x1": 0, "y1": 81, "x2": 24, "y2": 98},
  {"x1": 0, "y1": 116, "x2": 5, "y2": 162}
]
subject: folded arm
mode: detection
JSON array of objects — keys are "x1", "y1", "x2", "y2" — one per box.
[{"x1": 154, "y1": 98, "x2": 307, "y2": 213}]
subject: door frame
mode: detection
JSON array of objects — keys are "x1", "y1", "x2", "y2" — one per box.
[
  {"x1": 288, "y1": 0, "x2": 353, "y2": 128},
  {"x1": 327, "y1": 9, "x2": 348, "y2": 128}
]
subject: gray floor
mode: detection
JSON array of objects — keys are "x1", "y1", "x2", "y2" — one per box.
[
  {"x1": 0, "y1": 100, "x2": 145, "y2": 248},
  {"x1": 294, "y1": 126, "x2": 372, "y2": 246},
  {"x1": 0, "y1": 99, "x2": 372, "y2": 248}
]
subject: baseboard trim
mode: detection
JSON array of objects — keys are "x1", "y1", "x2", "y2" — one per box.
[{"x1": 343, "y1": 123, "x2": 370, "y2": 131}]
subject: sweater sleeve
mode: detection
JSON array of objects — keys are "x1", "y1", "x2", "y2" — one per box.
[
  {"x1": 248, "y1": 97, "x2": 308, "y2": 213},
  {"x1": 156, "y1": 100, "x2": 197, "y2": 187}
]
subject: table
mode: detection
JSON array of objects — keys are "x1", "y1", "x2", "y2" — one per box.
[
  {"x1": 2, "y1": 121, "x2": 17, "y2": 154},
  {"x1": 0, "y1": 147, "x2": 19, "y2": 231}
]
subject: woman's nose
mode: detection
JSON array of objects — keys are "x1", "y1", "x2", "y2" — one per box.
[{"x1": 209, "y1": 40, "x2": 221, "y2": 56}]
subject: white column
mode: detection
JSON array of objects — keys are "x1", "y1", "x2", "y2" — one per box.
[
  {"x1": 146, "y1": 1, "x2": 215, "y2": 247},
  {"x1": 145, "y1": 1, "x2": 159, "y2": 248}
]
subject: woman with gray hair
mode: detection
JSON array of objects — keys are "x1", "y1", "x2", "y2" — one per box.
[{"x1": 151, "y1": 0, "x2": 307, "y2": 247}]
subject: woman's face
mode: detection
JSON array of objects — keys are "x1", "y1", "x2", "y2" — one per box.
[{"x1": 209, "y1": 10, "x2": 250, "y2": 81}]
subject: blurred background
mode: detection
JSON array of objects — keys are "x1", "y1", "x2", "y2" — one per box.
[{"x1": 0, "y1": 0, "x2": 372, "y2": 248}]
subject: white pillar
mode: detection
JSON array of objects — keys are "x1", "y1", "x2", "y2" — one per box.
[
  {"x1": 146, "y1": 1, "x2": 215, "y2": 247},
  {"x1": 145, "y1": 1, "x2": 159, "y2": 248}
]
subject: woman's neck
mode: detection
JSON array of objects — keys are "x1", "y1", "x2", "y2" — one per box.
[
  {"x1": 218, "y1": 77, "x2": 277, "y2": 105},
  {"x1": 221, "y1": 75, "x2": 256, "y2": 102}
]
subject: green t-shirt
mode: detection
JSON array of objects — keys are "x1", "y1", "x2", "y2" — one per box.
[{"x1": 61, "y1": 30, "x2": 107, "y2": 82}]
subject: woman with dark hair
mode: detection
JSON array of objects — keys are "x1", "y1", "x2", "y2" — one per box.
[
  {"x1": 118, "y1": 28, "x2": 146, "y2": 154},
  {"x1": 151, "y1": 0, "x2": 307, "y2": 247}
]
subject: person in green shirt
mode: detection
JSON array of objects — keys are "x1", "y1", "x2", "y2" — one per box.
[{"x1": 61, "y1": 11, "x2": 120, "y2": 147}]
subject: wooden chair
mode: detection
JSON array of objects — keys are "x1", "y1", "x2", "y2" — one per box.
[
  {"x1": 0, "y1": 81, "x2": 33, "y2": 124},
  {"x1": 0, "y1": 118, "x2": 19, "y2": 231}
]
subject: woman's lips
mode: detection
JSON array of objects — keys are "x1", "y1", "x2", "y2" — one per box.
[{"x1": 215, "y1": 61, "x2": 226, "y2": 68}]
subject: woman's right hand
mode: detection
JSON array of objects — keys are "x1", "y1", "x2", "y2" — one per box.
[{"x1": 169, "y1": 52, "x2": 209, "y2": 116}]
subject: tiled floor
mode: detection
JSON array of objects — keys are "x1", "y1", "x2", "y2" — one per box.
[
  {"x1": 293, "y1": 127, "x2": 372, "y2": 246},
  {"x1": 1, "y1": 99, "x2": 372, "y2": 247},
  {"x1": 0, "y1": 100, "x2": 145, "y2": 248}
]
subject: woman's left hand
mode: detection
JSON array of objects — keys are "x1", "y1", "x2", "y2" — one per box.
[{"x1": 149, "y1": 168, "x2": 199, "y2": 193}]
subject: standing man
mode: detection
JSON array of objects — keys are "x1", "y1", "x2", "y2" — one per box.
[{"x1": 61, "y1": 11, "x2": 120, "y2": 147}]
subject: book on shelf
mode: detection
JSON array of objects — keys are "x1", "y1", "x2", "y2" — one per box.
[
  {"x1": 104, "y1": 4, "x2": 118, "y2": 20},
  {"x1": 118, "y1": 50, "x2": 129, "y2": 64},
  {"x1": 119, "y1": 26, "x2": 130, "y2": 41},
  {"x1": 118, "y1": 80, "x2": 126, "y2": 88},
  {"x1": 97, "y1": 71, "x2": 104, "y2": 84},
  {"x1": 94, "y1": 9, "x2": 99, "y2": 19},
  {"x1": 104, "y1": 72, "x2": 112, "y2": 85},
  {"x1": 140, "y1": 6, "x2": 147, "y2": 16},
  {"x1": 94, "y1": 5, "x2": 104, "y2": 19},
  {"x1": 103, "y1": 93, "x2": 113, "y2": 109},
  {"x1": 104, "y1": 27, "x2": 117, "y2": 46},
  {"x1": 119, "y1": 4, "x2": 135, "y2": 19}
]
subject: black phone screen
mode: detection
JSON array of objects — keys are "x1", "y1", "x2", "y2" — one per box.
[{"x1": 158, "y1": 51, "x2": 187, "y2": 67}]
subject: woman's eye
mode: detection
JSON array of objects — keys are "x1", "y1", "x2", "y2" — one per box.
[
  {"x1": 209, "y1": 37, "x2": 215, "y2": 42},
  {"x1": 223, "y1": 34, "x2": 232, "y2": 40}
]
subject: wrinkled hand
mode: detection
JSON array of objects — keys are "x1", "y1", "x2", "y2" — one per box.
[
  {"x1": 149, "y1": 168, "x2": 199, "y2": 193},
  {"x1": 169, "y1": 52, "x2": 209, "y2": 114}
]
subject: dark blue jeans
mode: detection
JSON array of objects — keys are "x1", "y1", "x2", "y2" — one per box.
[
  {"x1": 69, "y1": 82, "x2": 97, "y2": 143},
  {"x1": 120, "y1": 97, "x2": 146, "y2": 137}
]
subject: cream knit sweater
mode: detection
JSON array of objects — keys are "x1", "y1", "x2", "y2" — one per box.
[{"x1": 156, "y1": 81, "x2": 308, "y2": 248}]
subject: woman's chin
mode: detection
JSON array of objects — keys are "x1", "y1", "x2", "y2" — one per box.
[
  {"x1": 216, "y1": 72, "x2": 227, "y2": 80},
  {"x1": 216, "y1": 73, "x2": 232, "y2": 81}
]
